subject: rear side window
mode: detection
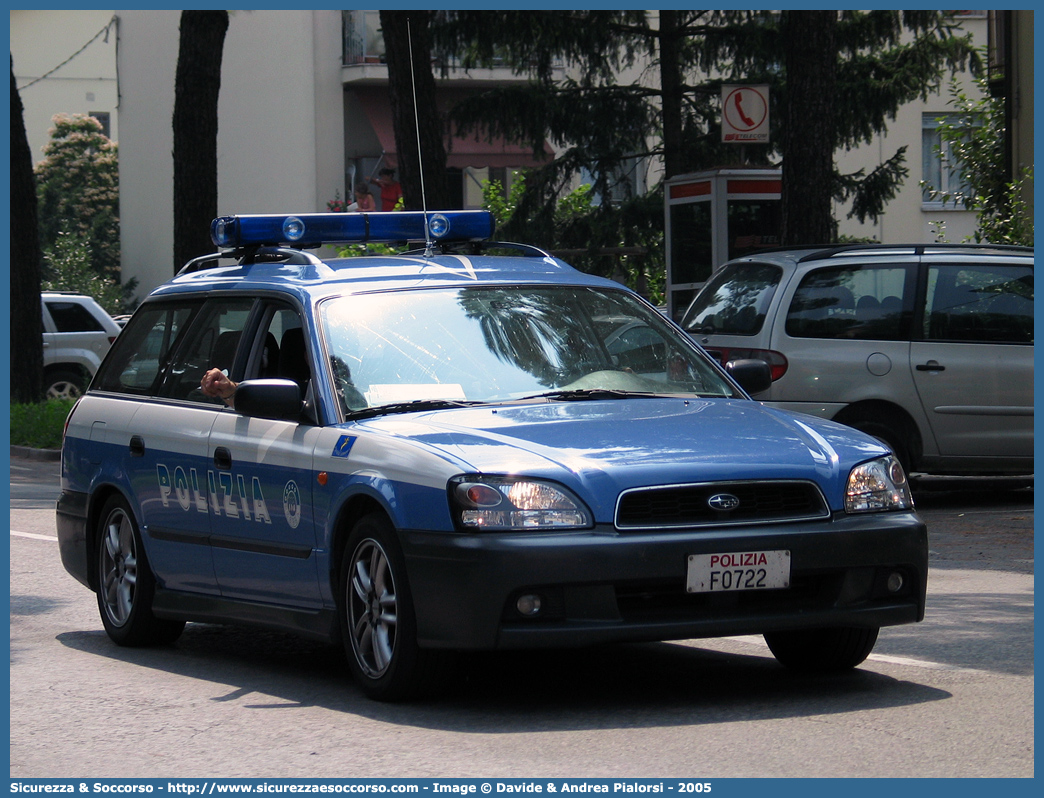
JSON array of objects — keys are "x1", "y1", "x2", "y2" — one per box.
[
  {"x1": 157, "y1": 299, "x2": 256, "y2": 402},
  {"x1": 786, "y1": 265, "x2": 912, "y2": 341},
  {"x1": 94, "y1": 301, "x2": 202, "y2": 395},
  {"x1": 45, "y1": 301, "x2": 105, "y2": 332},
  {"x1": 924, "y1": 263, "x2": 1033, "y2": 343},
  {"x1": 681, "y1": 262, "x2": 782, "y2": 336}
]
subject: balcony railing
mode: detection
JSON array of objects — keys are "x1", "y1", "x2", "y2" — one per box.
[
  {"x1": 343, "y1": 10, "x2": 385, "y2": 65},
  {"x1": 341, "y1": 10, "x2": 560, "y2": 72}
]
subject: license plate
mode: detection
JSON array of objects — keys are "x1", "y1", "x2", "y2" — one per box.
[{"x1": 686, "y1": 550, "x2": 791, "y2": 593}]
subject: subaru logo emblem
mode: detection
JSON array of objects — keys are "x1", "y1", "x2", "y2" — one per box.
[{"x1": 708, "y1": 493, "x2": 740, "y2": 512}]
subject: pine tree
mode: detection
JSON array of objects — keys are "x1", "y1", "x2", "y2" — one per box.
[{"x1": 430, "y1": 11, "x2": 979, "y2": 246}]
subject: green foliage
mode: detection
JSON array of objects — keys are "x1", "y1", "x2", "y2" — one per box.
[
  {"x1": 483, "y1": 174, "x2": 666, "y2": 304},
  {"x1": 34, "y1": 113, "x2": 121, "y2": 280},
  {"x1": 10, "y1": 399, "x2": 76, "y2": 450},
  {"x1": 839, "y1": 147, "x2": 910, "y2": 225},
  {"x1": 434, "y1": 10, "x2": 978, "y2": 229},
  {"x1": 921, "y1": 73, "x2": 1034, "y2": 245},
  {"x1": 42, "y1": 230, "x2": 137, "y2": 315},
  {"x1": 335, "y1": 241, "x2": 409, "y2": 258},
  {"x1": 482, "y1": 173, "x2": 527, "y2": 227}
]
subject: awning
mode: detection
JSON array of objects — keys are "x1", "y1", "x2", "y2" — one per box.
[{"x1": 355, "y1": 87, "x2": 552, "y2": 170}]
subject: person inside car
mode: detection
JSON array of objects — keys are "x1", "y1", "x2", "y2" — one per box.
[{"x1": 200, "y1": 367, "x2": 237, "y2": 407}]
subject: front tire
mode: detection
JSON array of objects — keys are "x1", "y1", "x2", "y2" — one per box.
[
  {"x1": 844, "y1": 415, "x2": 913, "y2": 477},
  {"x1": 764, "y1": 626, "x2": 879, "y2": 672},
  {"x1": 340, "y1": 512, "x2": 450, "y2": 701},
  {"x1": 96, "y1": 496, "x2": 185, "y2": 646}
]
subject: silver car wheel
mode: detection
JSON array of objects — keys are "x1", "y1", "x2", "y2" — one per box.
[
  {"x1": 99, "y1": 506, "x2": 138, "y2": 628},
  {"x1": 46, "y1": 375, "x2": 84, "y2": 401},
  {"x1": 348, "y1": 538, "x2": 398, "y2": 678}
]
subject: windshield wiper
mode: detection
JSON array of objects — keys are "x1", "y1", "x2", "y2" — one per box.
[
  {"x1": 520, "y1": 388, "x2": 659, "y2": 402},
  {"x1": 346, "y1": 398, "x2": 485, "y2": 420}
]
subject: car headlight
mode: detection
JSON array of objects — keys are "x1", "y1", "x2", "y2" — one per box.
[
  {"x1": 449, "y1": 476, "x2": 593, "y2": 531},
  {"x1": 845, "y1": 456, "x2": 914, "y2": 513}
]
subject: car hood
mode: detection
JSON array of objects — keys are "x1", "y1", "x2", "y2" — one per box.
[{"x1": 357, "y1": 398, "x2": 887, "y2": 516}]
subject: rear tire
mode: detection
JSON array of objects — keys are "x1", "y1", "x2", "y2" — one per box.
[
  {"x1": 96, "y1": 496, "x2": 185, "y2": 646},
  {"x1": 339, "y1": 512, "x2": 452, "y2": 701},
  {"x1": 764, "y1": 626, "x2": 879, "y2": 671},
  {"x1": 45, "y1": 368, "x2": 86, "y2": 401}
]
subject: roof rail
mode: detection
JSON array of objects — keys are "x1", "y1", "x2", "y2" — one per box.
[
  {"x1": 176, "y1": 247, "x2": 326, "y2": 276},
  {"x1": 400, "y1": 240, "x2": 554, "y2": 259},
  {"x1": 796, "y1": 242, "x2": 1033, "y2": 263}
]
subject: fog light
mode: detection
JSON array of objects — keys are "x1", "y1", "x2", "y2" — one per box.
[
  {"x1": 886, "y1": 571, "x2": 905, "y2": 593},
  {"x1": 516, "y1": 594, "x2": 542, "y2": 616}
]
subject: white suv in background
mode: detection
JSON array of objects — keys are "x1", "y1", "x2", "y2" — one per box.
[
  {"x1": 41, "y1": 292, "x2": 122, "y2": 399},
  {"x1": 680, "y1": 244, "x2": 1034, "y2": 479}
]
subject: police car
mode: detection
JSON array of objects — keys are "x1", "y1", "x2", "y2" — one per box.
[{"x1": 57, "y1": 210, "x2": 927, "y2": 701}]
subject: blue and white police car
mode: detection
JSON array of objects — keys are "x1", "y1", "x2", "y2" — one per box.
[{"x1": 57, "y1": 210, "x2": 927, "y2": 701}]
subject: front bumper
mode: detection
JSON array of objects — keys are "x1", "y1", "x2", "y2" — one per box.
[{"x1": 401, "y1": 511, "x2": 928, "y2": 650}]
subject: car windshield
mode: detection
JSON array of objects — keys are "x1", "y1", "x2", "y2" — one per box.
[
  {"x1": 319, "y1": 285, "x2": 740, "y2": 417},
  {"x1": 681, "y1": 262, "x2": 782, "y2": 335}
]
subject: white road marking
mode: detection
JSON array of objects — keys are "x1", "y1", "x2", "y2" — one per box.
[
  {"x1": 716, "y1": 634, "x2": 987, "y2": 674},
  {"x1": 11, "y1": 530, "x2": 58, "y2": 542}
]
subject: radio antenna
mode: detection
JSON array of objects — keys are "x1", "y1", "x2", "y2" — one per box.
[{"x1": 406, "y1": 19, "x2": 433, "y2": 257}]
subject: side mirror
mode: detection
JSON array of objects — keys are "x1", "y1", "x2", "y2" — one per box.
[
  {"x1": 726, "y1": 358, "x2": 772, "y2": 396},
  {"x1": 233, "y1": 379, "x2": 303, "y2": 422}
]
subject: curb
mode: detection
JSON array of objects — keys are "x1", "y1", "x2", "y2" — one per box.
[{"x1": 10, "y1": 445, "x2": 62, "y2": 461}]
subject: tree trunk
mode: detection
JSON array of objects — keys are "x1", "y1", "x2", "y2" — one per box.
[
  {"x1": 379, "y1": 11, "x2": 451, "y2": 211},
  {"x1": 10, "y1": 55, "x2": 44, "y2": 403},
  {"x1": 173, "y1": 11, "x2": 228, "y2": 274},
  {"x1": 780, "y1": 10, "x2": 837, "y2": 245},
  {"x1": 658, "y1": 10, "x2": 686, "y2": 179}
]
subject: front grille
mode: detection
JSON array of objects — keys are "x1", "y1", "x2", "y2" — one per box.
[{"x1": 615, "y1": 480, "x2": 829, "y2": 530}]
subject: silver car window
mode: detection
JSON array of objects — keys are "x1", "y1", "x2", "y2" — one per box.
[
  {"x1": 786, "y1": 265, "x2": 911, "y2": 341},
  {"x1": 923, "y1": 264, "x2": 1033, "y2": 343},
  {"x1": 681, "y1": 262, "x2": 782, "y2": 335}
]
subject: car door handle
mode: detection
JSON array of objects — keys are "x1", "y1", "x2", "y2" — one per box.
[
  {"x1": 214, "y1": 446, "x2": 233, "y2": 470},
  {"x1": 129, "y1": 435, "x2": 145, "y2": 457},
  {"x1": 916, "y1": 361, "x2": 945, "y2": 372}
]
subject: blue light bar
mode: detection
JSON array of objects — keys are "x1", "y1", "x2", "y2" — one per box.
[{"x1": 211, "y1": 211, "x2": 495, "y2": 249}]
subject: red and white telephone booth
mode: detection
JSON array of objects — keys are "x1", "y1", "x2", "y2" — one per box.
[{"x1": 664, "y1": 167, "x2": 782, "y2": 319}]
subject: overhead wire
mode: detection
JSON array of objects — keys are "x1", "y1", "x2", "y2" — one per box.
[{"x1": 18, "y1": 15, "x2": 118, "y2": 91}]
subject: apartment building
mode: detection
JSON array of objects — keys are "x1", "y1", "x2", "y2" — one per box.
[
  {"x1": 10, "y1": 9, "x2": 119, "y2": 161},
  {"x1": 11, "y1": 10, "x2": 1027, "y2": 296}
]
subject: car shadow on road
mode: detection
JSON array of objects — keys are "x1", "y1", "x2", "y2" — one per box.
[{"x1": 55, "y1": 623, "x2": 951, "y2": 732}]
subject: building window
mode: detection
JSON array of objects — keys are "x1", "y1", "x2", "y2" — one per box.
[
  {"x1": 90, "y1": 111, "x2": 111, "y2": 139},
  {"x1": 580, "y1": 157, "x2": 647, "y2": 207},
  {"x1": 921, "y1": 114, "x2": 973, "y2": 209}
]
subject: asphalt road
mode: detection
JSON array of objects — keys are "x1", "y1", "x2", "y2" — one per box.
[{"x1": 8, "y1": 454, "x2": 1034, "y2": 779}]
